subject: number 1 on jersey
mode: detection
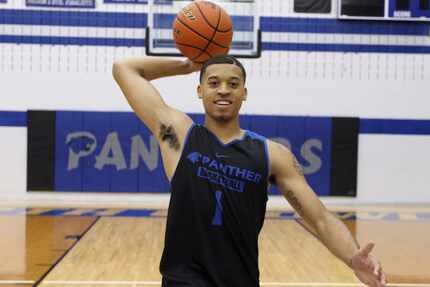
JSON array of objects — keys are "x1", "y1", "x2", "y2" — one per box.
[{"x1": 212, "y1": 190, "x2": 223, "y2": 226}]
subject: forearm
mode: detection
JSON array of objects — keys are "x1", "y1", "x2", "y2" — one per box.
[
  {"x1": 315, "y1": 212, "x2": 360, "y2": 268},
  {"x1": 114, "y1": 57, "x2": 191, "y2": 81}
]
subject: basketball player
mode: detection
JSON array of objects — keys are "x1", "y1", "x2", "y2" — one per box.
[{"x1": 113, "y1": 55, "x2": 387, "y2": 287}]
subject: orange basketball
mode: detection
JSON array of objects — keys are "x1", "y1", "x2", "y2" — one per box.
[{"x1": 172, "y1": 0, "x2": 233, "y2": 63}]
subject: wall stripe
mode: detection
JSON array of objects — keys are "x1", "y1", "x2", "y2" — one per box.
[
  {"x1": 0, "y1": 111, "x2": 27, "y2": 127},
  {"x1": 1, "y1": 112, "x2": 430, "y2": 135},
  {"x1": 0, "y1": 35, "x2": 145, "y2": 47},
  {"x1": 1, "y1": 10, "x2": 430, "y2": 52},
  {"x1": 0, "y1": 9, "x2": 147, "y2": 28},
  {"x1": 260, "y1": 17, "x2": 430, "y2": 36},
  {"x1": 360, "y1": 119, "x2": 430, "y2": 135},
  {"x1": 262, "y1": 42, "x2": 430, "y2": 53},
  {"x1": 0, "y1": 10, "x2": 429, "y2": 37},
  {"x1": 1, "y1": 37, "x2": 429, "y2": 52}
]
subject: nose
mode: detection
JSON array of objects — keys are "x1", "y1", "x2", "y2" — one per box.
[{"x1": 217, "y1": 83, "x2": 230, "y2": 96}]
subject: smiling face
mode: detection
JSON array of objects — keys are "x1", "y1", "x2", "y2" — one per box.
[{"x1": 198, "y1": 63, "x2": 247, "y2": 123}]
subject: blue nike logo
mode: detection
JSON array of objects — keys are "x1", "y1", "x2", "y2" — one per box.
[{"x1": 215, "y1": 153, "x2": 229, "y2": 158}]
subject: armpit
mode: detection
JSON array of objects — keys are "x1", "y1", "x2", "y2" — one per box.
[
  {"x1": 159, "y1": 124, "x2": 180, "y2": 151},
  {"x1": 268, "y1": 174, "x2": 277, "y2": 186}
]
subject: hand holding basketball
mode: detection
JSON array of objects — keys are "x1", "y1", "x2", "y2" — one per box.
[
  {"x1": 184, "y1": 59, "x2": 203, "y2": 73},
  {"x1": 173, "y1": 1, "x2": 233, "y2": 63}
]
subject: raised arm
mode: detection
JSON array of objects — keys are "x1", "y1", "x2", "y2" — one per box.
[
  {"x1": 112, "y1": 57, "x2": 200, "y2": 135},
  {"x1": 267, "y1": 140, "x2": 386, "y2": 287},
  {"x1": 112, "y1": 57, "x2": 201, "y2": 179}
]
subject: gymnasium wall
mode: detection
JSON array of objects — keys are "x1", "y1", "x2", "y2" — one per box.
[{"x1": 1, "y1": 0, "x2": 430, "y2": 204}]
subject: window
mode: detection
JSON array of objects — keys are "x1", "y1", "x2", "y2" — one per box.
[
  {"x1": 340, "y1": 0, "x2": 384, "y2": 17},
  {"x1": 294, "y1": 0, "x2": 331, "y2": 13}
]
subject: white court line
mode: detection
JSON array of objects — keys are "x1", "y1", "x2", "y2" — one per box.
[
  {"x1": 42, "y1": 281, "x2": 430, "y2": 287},
  {"x1": 0, "y1": 280, "x2": 36, "y2": 285}
]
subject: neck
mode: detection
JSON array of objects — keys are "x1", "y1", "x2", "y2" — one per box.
[{"x1": 204, "y1": 115, "x2": 243, "y2": 142}]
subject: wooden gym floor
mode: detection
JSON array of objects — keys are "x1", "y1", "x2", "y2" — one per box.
[{"x1": 0, "y1": 205, "x2": 430, "y2": 287}]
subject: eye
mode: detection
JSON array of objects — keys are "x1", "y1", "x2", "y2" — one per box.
[
  {"x1": 208, "y1": 80, "x2": 218, "y2": 87},
  {"x1": 229, "y1": 82, "x2": 239, "y2": 88}
]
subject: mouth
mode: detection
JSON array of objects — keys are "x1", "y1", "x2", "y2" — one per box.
[{"x1": 214, "y1": 100, "x2": 232, "y2": 107}]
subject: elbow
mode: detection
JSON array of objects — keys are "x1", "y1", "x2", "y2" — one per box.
[
  {"x1": 314, "y1": 210, "x2": 331, "y2": 236},
  {"x1": 112, "y1": 61, "x2": 125, "y2": 81}
]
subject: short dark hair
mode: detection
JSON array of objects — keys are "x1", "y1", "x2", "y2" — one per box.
[{"x1": 199, "y1": 55, "x2": 246, "y2": 84}]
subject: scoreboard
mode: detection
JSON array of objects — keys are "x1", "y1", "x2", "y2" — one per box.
[{"x1": 339, "y1": 0, "x2": 430, "y2": 21}]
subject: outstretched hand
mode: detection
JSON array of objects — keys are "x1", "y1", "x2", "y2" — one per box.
[{"x1": 351, "y1": 243, "x2": 387, "y2": 287}]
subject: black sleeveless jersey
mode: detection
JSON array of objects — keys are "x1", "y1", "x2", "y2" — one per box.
[{"x1": 160, "y1": 124, "x2": 269, "y2": 287}]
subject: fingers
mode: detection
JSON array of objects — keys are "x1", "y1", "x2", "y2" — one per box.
[
  {"x1": 381, "y1": 271, "x2": 387, "y2": 286},
  {"x1": 183, "y1": 59, "x2": 203, "y2": 73},
  {"x1": 360, "y1": 242, "x2": 375, "y2": 257},
  {"x1": 373, "y1": 259, "x2": 387, "y2": 287},
  {"x1": 373, "y1": 260, "x2": 379, "y2": 275},
  {"x1": 377, "y1": 262, "x2": 387, "y2": 286}
]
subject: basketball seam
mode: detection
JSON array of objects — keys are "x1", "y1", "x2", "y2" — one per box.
[
  {"x1": 176, "y1": 15, "x2": 228, "y2": 50},
  {"x1": 175, "y1": 42, "x2": 214, "y2": 58},
  {"x1": 191, "y1": 5, "x2": 223, "y2": 62},
  {"x1": 195, "y1": 2, "x2": 232, "y2": 33},
  {"x1": 189, "y1": 50, "x2": 213, "y2": 64},
  {"x1": 175, "y1": 17, "x2": 227, "y2": 49}
]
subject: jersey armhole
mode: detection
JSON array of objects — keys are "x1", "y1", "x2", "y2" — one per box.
[
  {"x1": 263, "y1": 138, "x2": 271, "y2": 180},
  {"x1": 245, "y1": 130, "x2": 271, "y2": 180},
  {"x1": 169, "y1": 123, "x2": 196, "y2": 184}
]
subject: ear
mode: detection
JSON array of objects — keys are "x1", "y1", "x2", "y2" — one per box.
[
  {"x1": 243, "y1": 87, "x2": 248, "y2": 101},
  {"x1": 197, "y1": 85, "x2": 202, "y2": 99}
]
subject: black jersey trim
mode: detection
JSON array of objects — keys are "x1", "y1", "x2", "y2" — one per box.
[
  {"x1": 245, "y1": 129, "x2": 270, "y2": 180},
  {"x1": 263, "y1": 137, "x2": 270, "y2": 180},
  {"x1": 168, "y1": 123, "x2": 196, "y2": 185},
  {"x1": 200, "y1": 125, "x2": 247, "y2": 147}
]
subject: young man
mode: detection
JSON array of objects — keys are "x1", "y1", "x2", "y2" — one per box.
[{"x1": 113, "y1": 55, "x2": 387, "y2": 287}]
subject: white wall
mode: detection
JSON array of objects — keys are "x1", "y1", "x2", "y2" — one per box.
[{"x1": 1, "y1": 0, "x2": 430, "y2": 205}]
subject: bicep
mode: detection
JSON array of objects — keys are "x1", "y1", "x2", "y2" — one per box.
[
  {"x1": 113, "y1": 62, "x2": 171, "y2": 133},
  {"x1": 269, "y1": 141, "x2": 327, "y2": 226}
]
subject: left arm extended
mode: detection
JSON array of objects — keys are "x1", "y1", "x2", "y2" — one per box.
[{"x1": 267, "y1": 140, "x2": 386, "y2": 287}]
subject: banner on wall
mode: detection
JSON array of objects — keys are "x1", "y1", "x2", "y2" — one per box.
[
  {"x1": 103, "y1": 0, "x2": 171, "y2": 4},
  {"x1": 103, "y1": 0, "x2": 147, "y2": 4},
  {"x1": 27, "y1": 110, "x2": 358, "y2": 196},
  {"x1": 26, "y1": 0, "x2": 95, "y2": 8}
]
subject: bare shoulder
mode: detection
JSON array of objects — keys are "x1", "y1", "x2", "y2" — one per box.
[
  {"x1": 267, "y1": 139, "x2": 293, "y2": 165},
  {"x1": 267, "y1": 139, "x2": 303, "y2": 178}
]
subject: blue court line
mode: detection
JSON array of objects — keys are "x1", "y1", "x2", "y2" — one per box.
[
  {"x1": 114, "y1": 209, "x2": 158, "y2": 217},
  {"x1": 0, "y1": 207, "x2": 27, "y2": 215},
  {"x1": 38, "y1": 208, "x2": 75, "y2": 216},
  {"x1": 279, "y1": 212, "x2": 296, "y2": 219},
  {"x1": 15, "y1": 208, "x2": 430, "y2": 221},
  {"x1": 417, "y1": 213, "x2": 430, "y2": 219}
]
